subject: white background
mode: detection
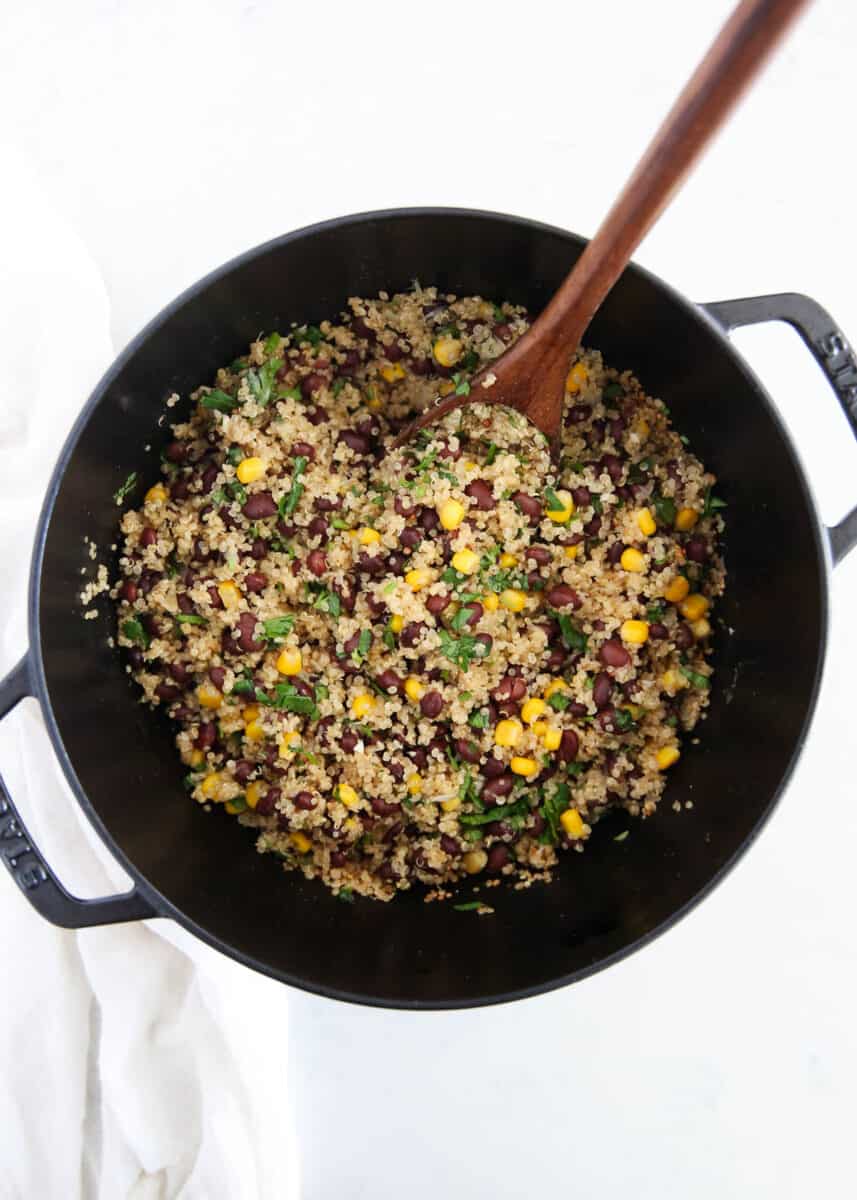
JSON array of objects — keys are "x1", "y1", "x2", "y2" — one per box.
[{"x1": 2, "y1": 1, "x2": 857, "y2": 1197}]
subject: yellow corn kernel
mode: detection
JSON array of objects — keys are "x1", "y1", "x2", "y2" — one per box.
[
  {"x1": 636, "y1": 507, "x2": 657, "y2": 537},
  {"x1": 482, "y1": 592, "x2": 499, "y2": 612},
  {"x1": 546, "y1": 489, "x2": 574, "y2": 524},
  {"x1": 366, "y1": 386, "x2": 382, "y2": 412},
  {"x1": 278, "y1": 729, "x2": 301, "y2": 757},
  {"x1": 620, "y1": 547, "x2": 647, "y2": 573},
  {"x1": 336, "y1": 783, "x2": 359, "y2": 809},
  {"x1": 631, "y1": 416, "x2": 651, "y2": 442},
  {"x1": 224, "y1": 800, "x2": 244, "y2": 815},
  {"x1": 188, "y1": 748, "x2": 205, "y2": 768},
  {"x1": 521, "y1": 697, "x2": 546, "y2": 725},
  {"x1": 358, "y1": 526, "x2": 381, "y2": 545},
  {"x1": 242, "y1": 704, "x2": 260, "y2": 723},
  {"x1": 390, "y1": 614, "x2": 404, "y2": 634},
  {"x1": 438, "y1": 499, "x2": 466, "y2": 531},
  {"x1": 620, "y1": 619, "x2": 650, "y2": 645},
  {"x1": 494, "y1": 718, "x2": 522, "y2": 748},
  {"x1": 531, "y1": 720, "x2": 549, "y2": 737},
  {"x1": 405, "y1": 567, "x2": 432, "y2": 591},
  {"x1": 626, "y1": 703, "x2": 645, "y2": 720},
  {"x1": 675, "y1": 507, "x2": 699, "y2": 532},
  {"x1": 451, "y1": 548, "x2": 479, "y2": 575},
  {"x1": 510, "y1": 755, "x2": 538, "y2": 777},
  {"x1": 438, "y1": 380, "x2": 455, "y2": 397},
  {"x1": 276, "y1": 646, "x2": 302, "y2": 675},
  {"x1": 543, "y1": 727, "x2": 563, "y2": 752},
  {"x1": 560, "y1": 808, "x2": 586, "y2": 838},
  {"x1": 564, "y1": 544, "x2": 580, "y2": 561},
  {"x1": 661, "y1": 668, "x2": 688, "y2": 695},
  {"x1": 433, "y1": 336, "x2": 463, "y2": 368},
  {"x1": 463, "y1": 460, "x2": 478, "y2": 471},
  {"x1": 664, "y1": 575, "x2": 690, "y2": 604},
  {"x1": 565, "y1": 362, "x2": 588, "y2": 394},
  {"x1": 407, "y1": 773, "x2": 423, "y2": 795},
  {"x1": 217, "y1": 580, "x2": 242, "y2": 609},
  {"x1": 499, "y1": 552, "x2": 517, "y2": 568},
  {"x1": 351, "y1": 693, "x2": 375, "y2": 719},
  {"x1": 543, "y1": 678, "x2": 567, "y2": 700},
  {"x1": 289, "y1": 831, "x2": 312, "y2": 854},
  {"x1": 441, "y1": 795, "x2": 460, "y2": 813},
  {"x1": 656, "y1": 746, "x2": 681, "y2": 771},
  {"x1": 144, "y1": 483, "x2": 168, "y2": 505},
  {"x1": 200, "y1": 772, "x2": 222, "y2": 800},
  {"x1": 500, "y1": 588, "x2": 527, "y2": 613},
  {"x1": 404, "y1": 676, "x2": 425, "y2": 703},
  {"x1": 463, "y1": 849, "x2": 487, "y2": 874},
  {"x1": 196, "y1": 682, "x2": 223, "y2": 710},
  {"x1": 236, "y1": 456, "x2": 265, "y2": 484},
  {"x1": 380, "y1": 362, "x2": 406, "y2": 383},
  {"x1": 244, "y1": 720, "x2": 265, "y2": 743},
  {"x1": 679, "y1": 593, "x2": 709, "y2": 622},
  {"x1": 245, "y1": 781, "x2": 265, "y2": 810},
  {"x1": 691, "y1": 617, "x2": 712, "y2": 640}
]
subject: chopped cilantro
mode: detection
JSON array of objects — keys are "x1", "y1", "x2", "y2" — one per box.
[
  {"x1": 228, "y1": 795, "x2": 248, "y2": 814},
  {"x1": 263, "y1": 332, "x2": 282, "y2": 354},
  {"x1": 332, "y1": 378, "x2": 346, "y2": 398},
  {"x1": 175, "y1": 614, "x2": 207, "y2": 627},
  {"x1": 460, "y1": 798, "x2": 529, "y2": 827},
  {"x1": 548, "y1": 691, "x2": 570, "y2": 712},
  {"x1": 226, "y1": 446, "x2": 243, "y2": 466},
  {"x1": 121, "y1": 618, "x2": 149, "y2": 649},
  {"x1": 555, "y1": 612, "x2": 587, "y2": 653},
  {"x1": 294, "y1": 324, "x2": 323, "y2": 348},
  {"x1": 603, "y1": 381, "x2": 624, "y2": 401},
  {"x1": 336, "y1": 887, "x2": 354, "y2": 903},
  {"x1": 652, "y1": 494, "x2": 677, "y2": 526},
  {"x1": 452, "y1": 373, "x2": 471, "y2": 397},
  {"x1": 680, "y1": 665, "x2": 710, "y2": 689},
  {"x1": 459, "y1": 349, "x2": 479, "y2": 372},
  {"x1": 247, "y1": 357, "x2": 283, "y2": 407},
  {"x1": 702, "y1": 487, "x2": 727, "y2": 518},
  {"x1": 453, "y1": 901, "x2": 484, "y2": 912},
  {"x1": 544, "y1": 485, "x2": 563, "y2": 511},
  {"x1": 311, "y1": 587, "x2": 341, "y2": 618},
  {"x1": 279, "y1": 455, "x2": 308, "y2": 517},
  {"x1": 277, "y1": 386, "x2": 302, "y2": 402},
  {"x1": 646, "y1": 602, "x2": 666, "y2": 622},
  {"x1": 492, "y1": 304, "x2": 505, "y2": 321},
  {"x1": 437, "y1": 629, "x2": 490, "y2": 672},
  {"x1": 614, "y1": 830, "x2": 629, "y2": 842},
  {"x1": 352, "y1": 629, "x2": 372, "y2": 663},
  {"x1": 484, "y1": 442, "x2": 499, "y2": 466},
  {"x1": 613, "y1": 708, "x2": 636, "y2": 732},
  {"x1": 540, "y1": 781, "x2": 570, "y2": 845},
  {"x1": 468, "y1": 710, "x2": 489, "y2": 729},
  {"x1": 230, "y1": 676, "x2": 255, "y2": 696},
  {"x1": 201, "y1": 388, "x2": 239, "y2": 413},
  {"x1": 113, "y1": 472, "x2": 138, "y2": 504},
  {"x1": 262, "y1": 615, "x2": 295, "y2": 643},
  {"x1": 590, "y1": 493, "x2": 603, "y2": 514},
  {"x1": 382, "y1": 629, "x2": 395, "y2": 651},
  {"x1": 450, "y1": 606, "x2": 477, "y2": 632}
]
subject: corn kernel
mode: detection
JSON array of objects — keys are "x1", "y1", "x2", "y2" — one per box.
[
  {"x1": 463, "y1": 849, "x2": 487, "y2": 874},
  {"x1": 336, "y1": 783, "x2": 359, "y2": 809},
  {"x1": 500, "y1": 588, "x2": 527, "y2": 613},
  {"x1": 543, "y1": 678, "x2": 567, "y2": 700},
  {"x1": 560, "y1": 808, "x2": 586, "y2": 838},
  {"x1": 278, "y1": 730, "x2": 301, "y2": 757},
  {"x1": 451, "y1": 548, "x2": 479, "y2": 575},
  {"x1": 217, "y1": 580, "x2": 242, "y2": 609},
  {"x1": 679, "y1": 593, "x2": 709, "y2": 622},
  {"x1": 144, "y1": 483, "x2": 168, "y2": 505},
  {"x1": 463, "y1": 460, "x2": 478, "y2": 471},
  {"x1": 276, "y1": 646, "x2": 302, "y2": 675},
  {"x1": 351, "y1": 693, "x2": 375, "y2": 719},
  {"x1": 242, "y1": 704, "x2": 260, "y2": 723},
  {"x1": 494, "y1": 718, "x2": 522, "y2": 748},
  {"x1": 380, "y1": 362, "x2": 406, "y2": 383},
  {"x1": 499, "y1": 552, "x2": 517, "y2": 568},
  {"x1": 661, "y1": 669, "x2": 688, "y2": 695},
  {"x1": 236, "y1": 456, "x2": 265, "y2": 484},
  {"x1": 438, "y1": 499, "x2": 466, "y2": 531},
  {"x1": 289, "y1": 831, "x2": 312, "y2": 854},
  {"x1": 358, "y1": 526, "x2": 381, "y2": 545},
  {"x1": 626, "y1": 703, "x2": 645, "y2": 721},
  {"x1": 405, "y1": 568, "x2": 432, "y2": 591},
  {"x1": 631, "y1": 417, "x2": 650, "y2": 442},
  {"x1": 482, "y1": 592, "x2": 499, "y2": 612},
  {"x1": 244, "y1": 720, "x2": 265, "y2": 743},
  {"x1": 531, "y1": 720, "x2": 549, "y2": 737},
  {"x1": 404, "y1": 676, "x2": 425, "y2": 702},
  {"x1": 438, "y1": 380, "x2": 455, "y2": 397},
  {"x1": 441, "y1": 795, "x2": 460, "y2": 813},
  {"x1": 196, "y1": 682, "x2": 223, "y2": 710},
  {"x1": 636, "y1": 507, "x2": 657, "y2": 537},
  {"x1": 189, "y1": 748, "x2": 205, "y2": 767},
  {"x1": 565, "y1": 362, "x2": 589, "y2": 394},
  {"x1": 245, "y1": 781, "x2": 264, "y2": 810},
  {"x1": 200, "y1": 772, "x2": 222, "y2": 800},
  {"x1": 510, "y1": 755, "x2": 538, "y2": 777},
  {"x1": 656, "y1": 746, "x2": 681, "y2": 770},
  {"x1": 433, "y1": 336, "x2": 463, "y2": 367},
  {"x1": 691, "y1": 617, "x2": 712, "y2": 639},
  {"x1": 664, "y1": 575, "x2": 690, "y2": 604},
  {"x1": 675, "y1": 507, "x2": 699, "y2": 532},
  {"x1": 521, "y1": 697, "x2": 546, "y2": 725},
  {"x1": 620, "y1": 619, "x2": 650, "y2": 645},
  {"x1": 546, "y1": 489, "x2": 574, "y2": 524},
  {"x1": 543, "y1": 727, "x2": 563, "y2": 752},
  {"x1": 390, "y1": 614, "x2": 404, "y2": 633},
  {"x1": 620, "y1": 547, "x2": 646, "y2": 573},
  {"x1": 366, "y1": 386, "x2": 382, "y2": 411},
  {"x1": 564, "y1": 544, "x2": 580, "y2": 561},
  {"x1": 224, "y1": 800, "x2": 244, "y2": 815},
  {"x1": 407, "y1": 773, "x2": 423, "y2": 795}
]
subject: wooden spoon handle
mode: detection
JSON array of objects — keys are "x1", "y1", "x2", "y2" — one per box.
[{"x1": 533, "y1": 0, "x2": 809, "y2": 355}]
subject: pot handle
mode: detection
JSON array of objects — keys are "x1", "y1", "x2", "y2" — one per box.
[
  {"x1": 703, "y1": 292, "x2": 857, "y2": 565},
  {"x1": 0, "y1": 653, "x2": 158, "y2": 928}
]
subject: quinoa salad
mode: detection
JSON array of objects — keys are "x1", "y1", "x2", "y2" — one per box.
[{"x1": 112, "y1": 288, "x2": 726, "y2": 903}]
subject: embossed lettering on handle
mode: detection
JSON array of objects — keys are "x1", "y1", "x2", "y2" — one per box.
[
  {"x1": 0, "y1": 795, "x2": 48, "y2": 890},
  {"x1": 816, "y1": 330, "x2": 857, "y2": 428}
]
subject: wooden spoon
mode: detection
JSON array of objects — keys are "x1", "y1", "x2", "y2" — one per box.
[{"x1": 395, "y1": 0, "x2": 809, "y2": 455}]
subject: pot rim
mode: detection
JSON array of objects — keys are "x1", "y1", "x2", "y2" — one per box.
[{"x1": 24, "y1": 207, "x2": 831, "y2": 1008}]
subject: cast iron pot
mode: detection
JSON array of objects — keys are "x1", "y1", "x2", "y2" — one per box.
[{"x1": 2, "y1": 209, "x2": 856, "y2": 1009}]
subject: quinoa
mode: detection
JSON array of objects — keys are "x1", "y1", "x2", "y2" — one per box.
[{"x1": 112, "y1": 288, "x2": 726, "y2": 902}]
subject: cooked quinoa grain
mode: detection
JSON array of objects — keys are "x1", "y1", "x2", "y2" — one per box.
[{"x1": 113, "y1": 288, "x2": 726, "y2": 901}]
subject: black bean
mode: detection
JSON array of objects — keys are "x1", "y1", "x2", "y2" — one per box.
[
  {"x1": 675, "y1": 623, "x2": 694, "y2": 651},
  {"x1": 401, "y1": 621, "x2": 426, "y2": 648},
  {"x1": 196, "y1": 722, "x2": 216, "y2": 749},
  {"x1": 486, "y1": 844, "x2": 509, "y2": 873},
  {"x1": 483, "y1": 774, "x2": 514, "y2": 801},
  {"x1": 440, "y1": 834, "x2": 462, "y2": 856},
  {"x1": 558, "y1": 729, "x2": 579, "y2": 762},
  {"x1": 465, "y1": 479, "x2": 496, "y2": 511},
  {"x1": 512, "y1": 491, "x2": 541, "y2": 522},
  {"x1": 545, "y1": 584, "x2": 577, "y2": 609},
  {"x1": 307, "y1": 549, "x2": 327, "y2": 577},
  {"x1": 418, "y1": 506, "x2": 440, "y2": 533},
  {"x1": 339, "y1": 429, "x2": 370, "y2": 455},
  {"x1": 201, "y1": 463, "x2": 219, "y2": 494},
  {"x1": 341, "y1": 730, "x2": 358, "y2": 753},
  {"x1": 244, "y1": 571, "x2": 267, "y2": 593},
  {"x1": 294, "y1": 791, "x2": 316, "y2": 810},
  {"x1": 399, "y1": 527, "x2": 422, "y2": 551},
  {"x1": 259, "y1": 787, "x2": 280, "y2": 818},
  {"x1": 426, "y1": 592, "x2": 450, "y2": 616},
  {"x1": 686, "y1": 536, "x2": 709, "y2": 563},
  {"x1": 455, "y1": 738, "x2": 482, "y2": 765},
  {"x1": 571, "y1": 485, "x2": 591, "y2": 507},
  {"x1": 649, "y1": 622, "x2": 668, "y2": 640},
  {"x1": 291, "y1": 441, "x2": 316, "y2": 461},
  {"x1": 164, "y1": 440, "x2": 186, "y2": 463},
  {"x1": 526, "y1": 545, "x2": 551, "y2": 566},
  {"x1": 395, "y1": 494, "x2": 417, "y2": 518},
  {"x1": 420, "y1": 690, "x2": 443, "y2": 718},
  {"x1": 593, "y1": 672, "x2": 613, "y2": 709},
  {"x1": 482, "y1": 756, "x2": 505, "y2": 779},
  {"x1": 583, "y1": 513, "x2": 602, "y2": 538},
  {"x1": 120, "y1": 579, "x2": 138, "y2": 603},
  {"x1": 307, "y1": 515, "x2": 328, "y2": 541},
  {"x1": 242, "y1": 492, "x2": 278, "y2": 519},
  {"x1": 238, "y1": 612, "x2": 264, "y2": 652},
  {"x1": 376, "y1": 670, "x2": 403, "y2": 695},
  {"x1": 599, "y1": 638, "x2": 631, "y2": 668},
  {"x1": 607, "y1": 542, "x2": 625, "y2": 566},
  {"x1": 314, "y1": 495, "x2": 342, "y2": 513}
]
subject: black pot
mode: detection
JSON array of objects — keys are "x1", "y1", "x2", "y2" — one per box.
[{"x1": 2, "y1": 209, "x2": 856, "y2": 1009}]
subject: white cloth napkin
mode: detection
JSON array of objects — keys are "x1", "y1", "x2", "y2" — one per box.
[{"x1": 0, "y1": 150, "x2": 298, "y2": 1200}]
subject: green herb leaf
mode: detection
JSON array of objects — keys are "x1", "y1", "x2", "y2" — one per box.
[
  {"x1": 277, "y1": 386, "x2": 302, "y2": 402},
  {"x1": 459, "y1": 349, "x2": 479, "y2": 372},
  {"x1": 468, "y1": 710, "x2": 489, "y2": 729},
  {"x1": 352, "y1": 629, "x2": 372, "y2": 663},
  {"x1": 555, "y1": 613, "x2": 587, "y2": 653},
  {"x1": 613, "y1": 708, "x2": 636, "y2": 732},
  {"x1": 460, "y1": 798, "x2": 529, "y2": 827},
  {"x1": 452, "y1": 372, "x2": 471, "y2": 397},
  {"x1": 121, "y1": 617, "x2": 150, "y2": 649},
  {"x1": 294, "y1": 324, "x2": 323, "y2": 348},
  {"x1": 312, "y1": 587, "x2": 341, "y2": 618},
  {"x1": 230, "y1": 676, "x2": 255, "y2": 696},
  {"x1": 453, "y1": 901, "x2": 484, "y2": 912},
  {"x1": 540, "y1": 781, "x2": 570, "y2": 844},
  {"x1": 279, "y1": 455, "x2": 308, "y2": 517},
  {"x1": 331, "y1": 518, "x2": 349, "y2": 530},
  {"x1": 603, "y1": 381, "x2": 624, "y2": 401},
  {"x1": 492, "y1": 304, "x2": 505, "y2": 321},
  {"x1": 614, "y1": 830, "x2": 629, "y2": 842},
  {"x1": 382, "y1": 629, "x2": 395, "y2": 651},
  {"x1": 201, "y1": 388, "x2": 239, "y2": 413},
  {"x1": 702, "y1": 487, "x2": 727, "y2": 518},
  {"x1": 646, "y1": 602, "x2": 666, "y2": 622},
  {"x1": 544, "y1": 485, "x2": 563, "y2": 511},
  {"x1": 336, "y1": 887, "x2": 354, "y2": 903},
  {"x1": 652, "y1": 494, "x2": 677, "y2": 527},
  {"x1": 247, "y1": 357, "x2": 283, "y2": 408},
  {"x1": 263, "y1": 332, "x2": 282, "y2": 354},
  {"x1": 484, "y1": 442, "x2": 499, "y2": 466},
  {"x1": 263, "y1": 615, "x2": 295, "y2": 643},
  {"x1": 590, "y1": 493, "x2": 603, "y2": 514},
  {"x1": 226, "y1": 445, "x2": 243, "y2": 466},
  {"x1": 175, "y1": 614, "x2": 207, "y2": 627},
  {"x1": 450, "y1": 606, "x2": 476, "y2": 632},
  {"x1": 680, "y1": 665, "x2": 710, "y2": 689},
  {"x1": 548, "y1": 692, "x2": 570, "y2": 713},
  {"x1": 268, "y1": 683, "x2": 319, "y2": 718},
  {"x1": 437, "y1": 630, "x2": 490, "y2": 672},
  {"x1": 113, "y1": 472, "x2": 138, "y2": 504},
  {"x1": 228, "y1": 795, "x2": 248, "y2": 814},
  {"x1": 332, "y1": 378, "x2": 346, "y2": 398}
]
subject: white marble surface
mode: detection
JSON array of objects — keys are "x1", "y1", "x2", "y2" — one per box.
[{"x1": 3, "y1": 1, "x2": 857, "y2": 1196}]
